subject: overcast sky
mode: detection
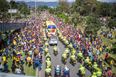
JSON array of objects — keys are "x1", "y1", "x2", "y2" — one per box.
[{"x1": 15, "y1": 0, "x2": 75, "y2": 2}]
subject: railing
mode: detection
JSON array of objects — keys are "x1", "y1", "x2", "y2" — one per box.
[{"x1": 0, "y1": 23, "x2": 27, "y2": 32}]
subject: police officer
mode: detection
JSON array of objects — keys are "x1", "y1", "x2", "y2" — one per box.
[
  {"x1": 65, "y1": 48, "x2": 70, "y2": 57},
  {"x1": 45, "y1": 42, "x2": 49, "y2": 47},
  {"x1": 68, "y1": 43, "x2": 73, "y2": 49},
  {"x1": 45, "y1": 66, "x2": 52, "y2": 76},
  {"x1": 63, "y1": 65, "x2": 70, "y2": 77},
  {"x1": 96, "y1": 68, "x2": 102, "y2": 77},
  {"x1": 77, "y1": 51, "x2": 83, "y2": 61},
  {"x1": 53, "y1": 46, "x2": 58, "y2": 55},
  {"x1": 44, "y1": 47, "x2": 48, "y2": 56},
  {"x1": 44, "y1": 37, "x2": 47, "y2": 41},
  {"x1": 91, "y1": 72, "x2": 97, "y2": 77},
  {"x1": 46, "y1": 57, "x2": 51, "y2": 68},
  {"x1": 71, "y1": 49, "x2": 76, "y2": 55},
  {"x1": 79, "y1": 64, "x2": 86, "y2": 76},
  {"x1": 85, "y1": 57, "x2": 91, "y2": 67},
  {"x1": 62, "y1": 52, "x2": 67, "y2": 64},
  {"x1": 46, "y1": 53, "x2": 51, "y2": 61},
  {"x1": 93, "y1": 62, "x2": 98, "y2": 71},
  {"x1": 70, "y1": 54, "x2": 76, "y2": 64},
  {"x1": 64, "y1": 40, "x2": 69, "y2": 46}
]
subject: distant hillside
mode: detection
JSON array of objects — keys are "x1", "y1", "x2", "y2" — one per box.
[
  {"x1": 16, "y1": 1, "x2": 75, "y2": 8},
  {"x1": 26, "y1": 2, "x2": 59, "y2": 8}
]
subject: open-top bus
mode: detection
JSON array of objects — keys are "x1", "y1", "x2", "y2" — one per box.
[{"x1": 46, "y1": 21, "x2": 57, "y2": 37}]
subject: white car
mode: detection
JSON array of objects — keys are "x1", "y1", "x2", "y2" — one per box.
[{"x1": 49, "y1": 36, "x2": 58, "y2": 45}]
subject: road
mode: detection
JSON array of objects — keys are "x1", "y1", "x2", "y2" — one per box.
[
  {"x1": 39, "y1": 39, "x2": 91, "y2": 77},
  {"x1": 36, "y1": 12, "x2": 91, "y2": 77},
  {"x1": 0, "y1": 73, "x2": 34, "y2": 77}
]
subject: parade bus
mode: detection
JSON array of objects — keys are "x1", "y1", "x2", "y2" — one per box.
[
  {"x1": 46, "y1": 21, "x2": 58, "y2": 45},
  {"x1": 46, "y1": 21, "x2": 57, "y2": 37}
]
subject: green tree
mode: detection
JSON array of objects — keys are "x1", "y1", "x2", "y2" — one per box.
[
  {"x1": 10, "y1": 0, "x2": 18, "y2": 9},
  {"x1": 85, "y1": 15, "x2": 102, "y2": 34},
  {"x1": 0, "y1": 0, "x2": 9, "y2": 21},
  {"x1": 37, "y1": 5, "x2": 49, "y2": 11},
  {"x1": 110, "y1": 3, "x2": 116, "y2": 18},
  {"x1": 59, "y1": 1, "x2": 69, "y2": 13},
  {"x1": 108, "y1": 19, "x2": 116, "y2": 29},
  {"x1": 17, "y1": 2, "x2": 30, "y2": 17},
  {"x1": 96, "y1": 3, "x2": 112, "y2": 16}
]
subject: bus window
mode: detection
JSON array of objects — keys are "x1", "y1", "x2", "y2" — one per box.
[{"x1": 48, "y1": 25, "x2": 52, "y2": 29}]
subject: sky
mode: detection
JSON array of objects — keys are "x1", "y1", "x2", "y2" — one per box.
[
  {"x1": 15, "y1": 0, "x2": 116, "y2": 2},
  {"x1": 97, "y1": 0, "x2": 116, "y2": 2},
  {"x1": 15, "y1": 0, "x2": 76, "y2": 2}
]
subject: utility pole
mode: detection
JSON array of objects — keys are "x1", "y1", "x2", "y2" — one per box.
[
  {"x1": 7, "y1": 0, "x2": 13, "y2": 21},
  {"x1": 35, "y1": 0, "x2": 37, "y2": 17}
]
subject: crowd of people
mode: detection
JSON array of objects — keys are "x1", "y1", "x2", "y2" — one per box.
[
  {"x1": 49, "y1": 14, "x2": 116, "y2": 77},
  {"x1": 0, "y1": 11, "x2": 115, "y2": 77},
  {"x1": 0, "y1": 13, "x2": 46, "y2": 75}
]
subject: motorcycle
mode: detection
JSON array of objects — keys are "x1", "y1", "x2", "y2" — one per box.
[
  {"x1": 63, "y1": 67, "x2": 70, "y2": 77},
  {"x1": 54, "y1": 65, "x2": 61, "y2": 77}
]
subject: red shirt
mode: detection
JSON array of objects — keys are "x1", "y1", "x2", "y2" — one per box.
[{"x1": 107, "y1": 70, "x2": 112, "y2": 77}]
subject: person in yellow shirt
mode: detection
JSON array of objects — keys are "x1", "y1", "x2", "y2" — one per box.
[
  {"x1": 79, "y1": 64, "x2": 86, "y2": 77},
  {"x1": 45, "y1": 66, "x2": 52, "y2": 77},
  {"x1": 91, "y1": 72, "x2": 97, "y2": 77},
  {"x1": 53, "y1": 46, "x2": 58, "y2": 55},
  {"x1": 2, "y1": 55, "x2": 6, "y2": 63},
  {"x1": 70, "y1": 54, "x2": 76, "y2": 64},
  {"x1": 99, "y1": 47, "x2": 102, "y2": 52},
  {"x1": 26, "y1": 56, "x2": 32, "y2": 66},
  {"x1": 62, "y1": 52, "x2": 67, "y2": 64},
  {"x1": 16, "y1": 57, "x2": 20, "y2": 63},
  {"x1": 13, "y1": 39, "x2": 17, "y2": 45},
  {"x1": 46, "y1": 58, "x2": 51, "y2": 68},
  {"x1": 110, "y1": 60, "x2": 114, "y2": 68},
  {"x1": 44, "y1": 47, "x2": 49, "y2": 56}
]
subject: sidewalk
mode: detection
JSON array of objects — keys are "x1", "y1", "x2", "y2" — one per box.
[{"x1": 0, "y1": 73, "x2": 34, "y2": 77}]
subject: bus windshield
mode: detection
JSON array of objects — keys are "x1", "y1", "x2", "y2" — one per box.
[{"x1": 47, "y1": 25, "x2": 56, "y2": 29}]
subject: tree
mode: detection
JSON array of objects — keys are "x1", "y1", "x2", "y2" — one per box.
[
  {"x1": 85, "y1": 15, "x2": 102, "y2": 34},
  {"x1": 59, "y1": 0, "x2": 69, "y2": 13},
  {"x1": 96, "y1": 3, "x2": 113, "y2": 17},
  {"x1": 82, "y1": 0, "x2": 98, "y2": 15},
  {"x1": 110, "y1": 3, "x2": 116, "y2": 18},
  {"x1": 17, "y1": 2, "x2": 30, "y2": 17},
  {"x1": 0, "y1": 0, "x2": 9, "y2": 21},
  {"x1": 37, "y1": 5, "x2": 49, "y2": 11},
  {"x1": 71, "y1": 12, "x2": 81, "y2": 27},
  {"x1": 108, "y1": 19, "x2": 116, "y2": 29},
  {"x1": 71, "y1": 0, "x2": 84, "y2": 13},
  {"x1": 10, "y1": 0, "x2": 18, "y2": 9}
]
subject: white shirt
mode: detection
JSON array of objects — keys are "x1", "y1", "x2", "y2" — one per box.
[{"x1": 15, "y1": 68, "x2": 21, "y2": 74}]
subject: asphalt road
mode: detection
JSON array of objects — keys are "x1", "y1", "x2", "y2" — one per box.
[
  {"x1": 39, "y1": 38, "x2": 91, "y2": 77},
  {"x1": 0, "y1": 73, "x2": 34, "y2": 77}
]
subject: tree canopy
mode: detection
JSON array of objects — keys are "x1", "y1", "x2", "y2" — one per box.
[{"x1": 0, "y1": 0, "x2": 9, "y2": 21}]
